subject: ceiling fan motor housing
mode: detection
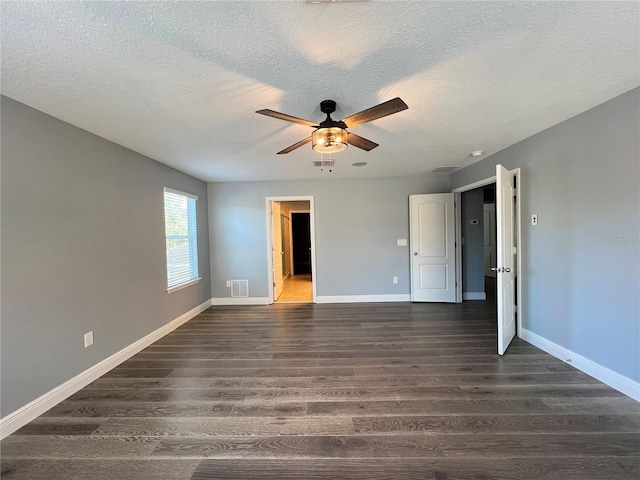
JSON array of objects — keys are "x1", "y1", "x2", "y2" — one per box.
[
  {"x1": 318, "y1": 100, "x2": 347, "y2": 129},
  {"x1": 320, "y1": 100, "x2": 337, "y2": 114}
]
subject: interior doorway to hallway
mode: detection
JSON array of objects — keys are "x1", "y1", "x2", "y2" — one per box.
[
  {"x1": 453, "y1": 165, "x2": 522, "y2": 355},
  {"x1": 266, "y1": 197, "x2": 317, "y2": 304}
]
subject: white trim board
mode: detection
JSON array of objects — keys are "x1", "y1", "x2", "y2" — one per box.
[
  {"x1": 463, "y1": 292, "x2": 487, "y2": 300},
  {"x1": 452, "y1": 176, "x2": 496, "y2": 193},
  {"x1": 211, "y1": 297, "x2": 269, "y2": 306},
  {"x1": 317, "y1": 294, "x2": 411, "y2": 304},
  {"x1": 0, "y1": 299, "x2": 212, "y2": 440},
  {"x1": 520, "y1": 328, "x2": 640, "y2": 402}
]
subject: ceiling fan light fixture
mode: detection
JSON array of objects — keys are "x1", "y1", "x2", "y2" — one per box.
[{"x1": 312, "y1": 127, "x2": 348, "y2": 153}]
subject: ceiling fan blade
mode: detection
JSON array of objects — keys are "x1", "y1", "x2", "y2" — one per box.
[
  {"x1": 277, "y1": 136, "x2": 313, "y2": 154},
  {"x1": 347, "y1": 132, "x2": 379, "y2": 151},
  {"x1": 256, "y1": 109, "x2": 317, "y2": 127},
  {"x1": 342, "y1": 97, "x2": 408, "y2": 128}
]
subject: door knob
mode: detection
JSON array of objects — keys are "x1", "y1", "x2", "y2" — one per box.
[
  {"x1": 413, "y1": 252, "x2": 418, "y2": 256},
  {"x1": 504, "y1": 267, "x2": 511, "y2": 273}
]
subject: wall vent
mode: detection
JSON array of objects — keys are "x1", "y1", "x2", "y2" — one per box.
[{"x1": 231, "y1": 280, "x2": 249, "y2": 298}]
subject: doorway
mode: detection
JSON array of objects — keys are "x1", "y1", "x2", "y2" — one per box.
[
  {"x1": 459, "y1": 184, "x2": 497, "y2": 303},
  {"x1": 452, "y1": 166, "x2": 522, "y2": 354},
  {"x1": 266, "y1": 196, "x2": 317, "y2": 304},
  {"x1": 482, "y1": 185, "x2": 497, "y2": 302}
]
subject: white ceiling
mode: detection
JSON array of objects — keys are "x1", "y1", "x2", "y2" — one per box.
[{"x1": 2, "y1": 1, "x2": 638, "y2": 182}]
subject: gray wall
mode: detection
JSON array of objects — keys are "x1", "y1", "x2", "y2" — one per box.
[
  {"x1": 1, "y1": 96, "x2": 211, "y2": 417},
  {"x1": 450, "y1": 87, "x2": 640, "y2": 382},
  {"x1": 461, "y1": 188, "x2": 485, "y2": 295},
  {"x1": 208, "y1": 176, "x2": 450, "y2": 298}
]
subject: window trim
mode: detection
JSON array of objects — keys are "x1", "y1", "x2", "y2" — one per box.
[
  {"x1": 166, "y1": 277, "x2": 201, "y2": 294},
  {"x1": 163, "y1": 187, "x2": 200, "y2": 294}
]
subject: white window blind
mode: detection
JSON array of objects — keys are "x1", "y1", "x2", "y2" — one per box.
[{"x1": 164, "y1": 188, "x2": 199, "y2": 291}]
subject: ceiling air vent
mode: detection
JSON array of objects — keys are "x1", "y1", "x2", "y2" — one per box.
[
  {"x1": 313, "y1": 159, "x2": 335, "y2": 168},
  {"x1": 231, "y1": 280, "x2": 249, "y2": 298},
  {"x1": 430, "y1": 166, "x2": 460, "y2": 173}
]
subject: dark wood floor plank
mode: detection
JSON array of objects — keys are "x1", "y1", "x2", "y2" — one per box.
[
  {"x1": 93, "y1": 416, "x2": 354, "y2": 437},
  {"x1": 353, "y1": 363, "x2": 560, "y2": 376},
  {"x1": 167, "y1": 366, "x2": 356, "y2": 378},
  {"x1": 0, "y1": 459, "x2": 200, "y2": 480},
  {"x1": 460, "y1": 384, "x2": 625, "y2": 399},
  {"x1": 0, "y1": 435, "x2": 161, "y2": 458},
  {"x1": 102, "y1": 368, "x2": 173, "y2": 378},
  {"x1": 119, "y1": 354, "x2": 563, "y2": 370},
  {"x1": 133, "y1": 351, "x2": 274, "y2": 360},
  {"x1": 12, "y1": 420, "x2": 103, "y2": 436},
  {"x1": 88, "y1": 375, "x2": 420, "y2": 390},
  {"x1": 66, "y1": 389, "x2": 245, "y2": 403},
  {"x1": 352, "y1": 413, "x2": 640, "y2": 434},
  {"x1": 306, "y1": 399, "x2": 555, "y2": 416},
  {"x1": 212, "y1": 372, "x2": 599, "y2": 388},
  {"x1": 150, "y1": 433, "x2": 640, "y2": 458},
  {"x1": 189, "y1": 457, "x2": 640, "y2": 480},
  {"x1": 41, "y1": 401, "x2": 307, "y2": 418},
  {"x1": 143, "y1": 344, "x2": 403, "y2": 353},
  {"x1": 543, "y1": 397, "x2": 640, "y2": 414}
]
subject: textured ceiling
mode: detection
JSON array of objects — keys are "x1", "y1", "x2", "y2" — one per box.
[{"x1": 2, "y1": 1, "x2": 638, "y2": 182}]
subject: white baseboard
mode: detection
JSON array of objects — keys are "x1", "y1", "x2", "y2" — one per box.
[
  {"x1": 211, "y1": 297, "x2": 269, "y2": 305},
  {"x1": 520, "y1": 328, "x2": 640, "y2": 402},
  {"x1": 316, "y1": 294, "x2": 411, "y2": 304},
  {"x1": 0, "y1": 298, "x2": 212, "y2": 440},
  {"x1": 463, "y1": 292, "x2": 487, "y2": 300}
]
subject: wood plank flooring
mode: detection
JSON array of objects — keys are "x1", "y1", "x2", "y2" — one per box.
[{"x1": 2, "y1": 302, "x2": 639, "y2": 479}]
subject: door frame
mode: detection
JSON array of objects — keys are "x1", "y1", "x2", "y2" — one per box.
[
  {"x1": 266, "y1": 196, "x2": 317, "y2": 304},
  {"x1": 452, "y1": 170, "x2": 523, "y2": 337}
]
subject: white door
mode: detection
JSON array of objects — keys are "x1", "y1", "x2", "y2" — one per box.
[
  {"x1": 496, "y1": 165, "x2": 516, "y2": 355},
  {"x1": 272, "y1": 202, "x2": 283, "y2": 300},
  {"x1": 410, "y1": 193, "x2": 457, "y2": 302}
]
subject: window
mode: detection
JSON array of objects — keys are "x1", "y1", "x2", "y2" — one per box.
[{"x1": 163, "y1": 188, "x2": 200, "y2": 292}]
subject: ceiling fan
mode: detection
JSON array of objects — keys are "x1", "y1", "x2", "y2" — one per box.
[{"x1": 256, "y1": 97, "x2": 408, "y2": 154}]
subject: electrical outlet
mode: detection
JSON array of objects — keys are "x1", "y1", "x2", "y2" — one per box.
[
  {"x1": 531, "y1": 214, "x2": 538, "y2": 226},
  {"x1": 393, "y1": 276, "x2": 398, "y2": 284},
  {"x1": 226, "y1": 280, "x2": 231, "y2": 288},
  {"x1": 84, "y1": 331, "x2": 94, "y2": 348}
]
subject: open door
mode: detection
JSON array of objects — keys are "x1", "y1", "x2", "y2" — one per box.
[
  {"x1": 496, "y1": 165, "x2": 516, "y2": 354},
  {"x1": 271, "y1": 201, "x2": 283, "y2": 301},
  {"x1": 410, "y1": 193, "x2": 457, "y2": 302}
]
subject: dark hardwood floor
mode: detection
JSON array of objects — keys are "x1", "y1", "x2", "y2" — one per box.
[{"x1": 2, "y1": 302, "x2": 639, "y2": 479}]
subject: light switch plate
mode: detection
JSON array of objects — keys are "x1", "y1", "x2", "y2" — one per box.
[
  {"x1": 84, "y1": 331, "x2": 94, "y2": 348},
  {"x1": 397, "y1": 239, "x2": 407, "y2": 246}
]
